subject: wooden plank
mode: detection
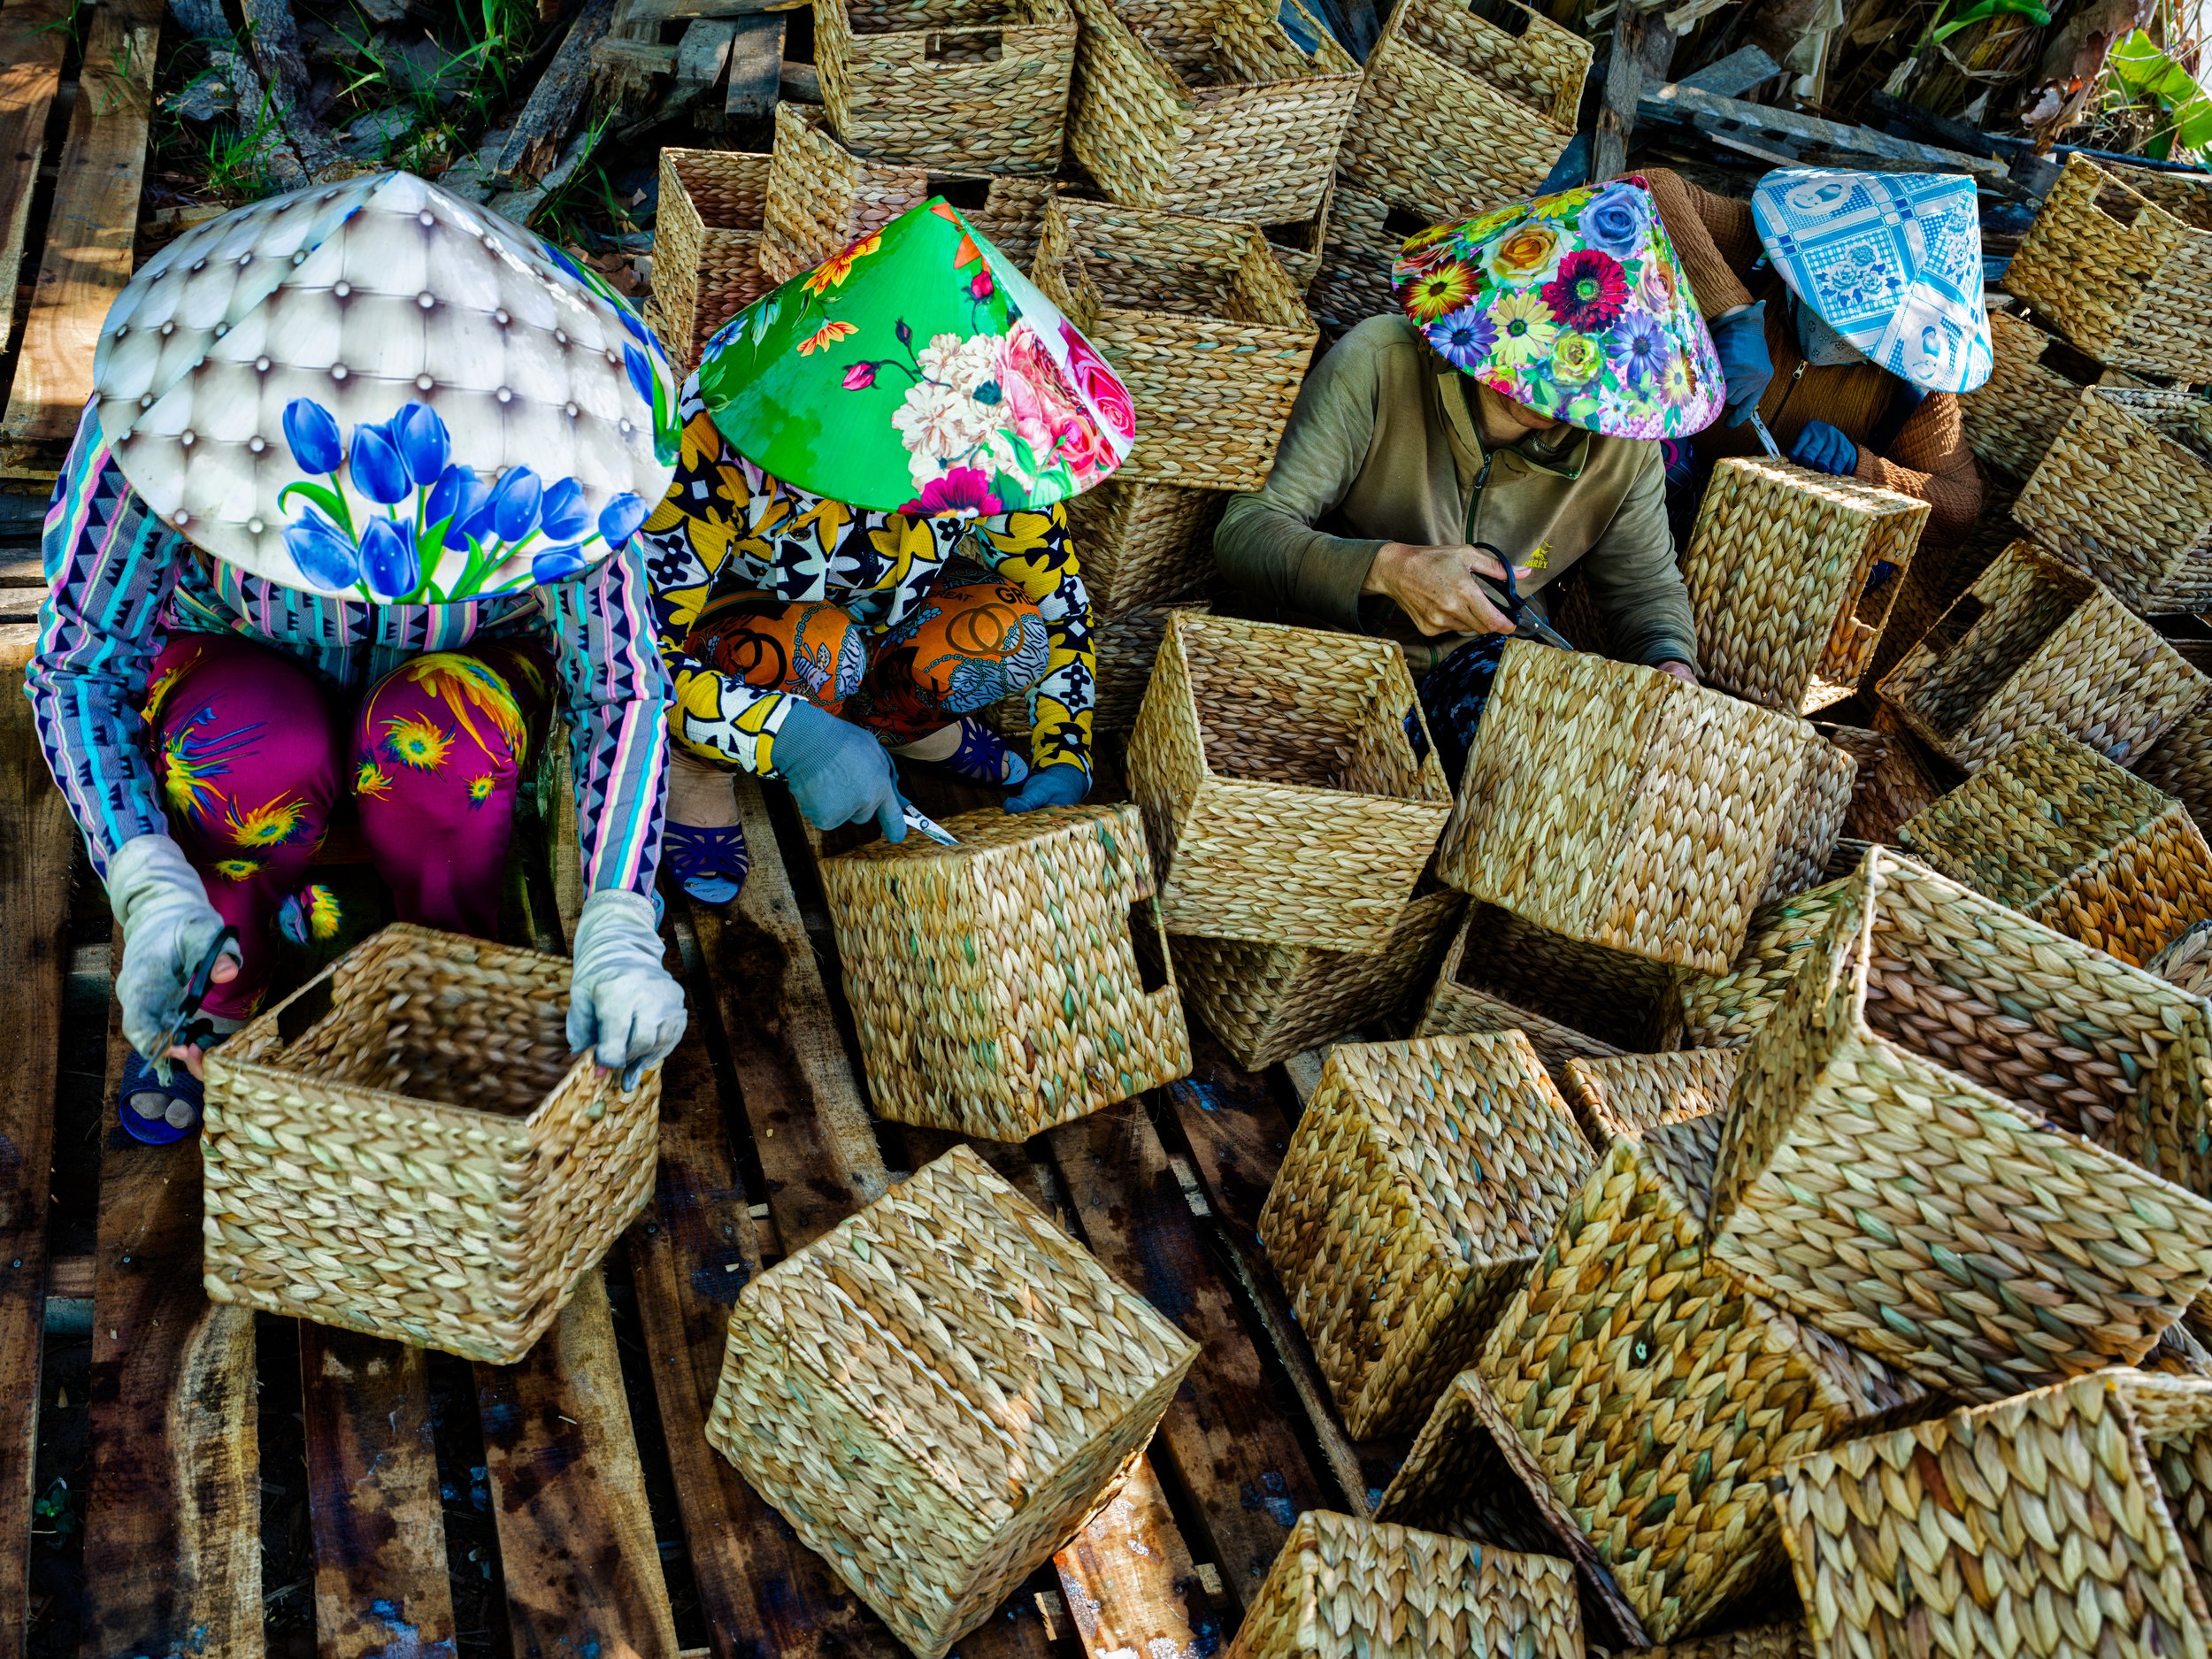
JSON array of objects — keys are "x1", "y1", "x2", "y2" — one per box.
[
  {"x1": 495, "y1": 0, "x2": 619, "y2": 182},
  {"x1": 1586, "y1": 0, "x2": 1655, "y2": 185},
  {"x1": 1675, "y1": 42, "x2": 1778, "y2": 95},
  {"x1": 0, "y1": 0, "x2": 159, "y2": 448},
  {"x1": 1636, "y1": 81, "x2": 2014, "y2": 187},
  {"x1": 623, "y1": 0, "x2": 802, "y2": 19},
  {"x1": 81, "y1": 1007, "x2": 263, "y2": 1658},
  {"x1": 475, "y1": 1272, "x2": 680, "y2": 1659},
  {"x1": 301, "y1": 1326, "x2": 458, "y2": 1659},
  {"x1": 593, "y1": 36, "x2": 681, "y2": 72},
  {"x1": 723, "y1": 12, "x2": 785, "y2": 119},
  {"x1": 674, "y1": 16, "x2": 739, "y2": 90},
  {"x1": 1054, "y1": 1459, "x2": 1223, "y2": 1659},
  {"x1": 0, "y1": 0, "x2": 69, "y2": 358},
  {"x1": 0, "y1": 667, "x2": 68, "y2": 1659}
]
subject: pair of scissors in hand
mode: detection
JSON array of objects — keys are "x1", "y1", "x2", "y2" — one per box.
[
  {"x1": 1470, "y1": 542, "x2": 1576, "y2": 652},
  {"x1": 152, "y1": 924, "x2": 239, "y2": 1087}
]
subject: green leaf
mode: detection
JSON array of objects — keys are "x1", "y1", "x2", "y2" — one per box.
[{"x1": 275, "y1": 478, "x2": 356, "y2": 541}]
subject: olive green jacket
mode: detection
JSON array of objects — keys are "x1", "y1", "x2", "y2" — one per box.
[{"x1": 1214, "y1": 314, "x2": 1699, "y2": 675}]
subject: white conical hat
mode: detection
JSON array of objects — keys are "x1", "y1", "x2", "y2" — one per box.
[{"x1": 93, "y1": 171, "x2": 682, "y2": 602}]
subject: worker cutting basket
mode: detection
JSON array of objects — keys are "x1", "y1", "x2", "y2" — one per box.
[{"x1": 1213, "y1": 176, "x2": 1720, "y2": 779}]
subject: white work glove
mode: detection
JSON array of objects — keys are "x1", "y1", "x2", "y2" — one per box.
[
  {"x1": 109, "y1": 833, "x2": 239, "y2": 1063},
  {"x1": 566, "y1": 888, "x2": 687, "y2": 1081}
]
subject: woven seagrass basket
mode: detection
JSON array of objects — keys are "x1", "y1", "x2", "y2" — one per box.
[
  {"x1": 1681, "y1": 457, "x2": 1930, "y2": 715},
  {"x1": 653, "y1": 148, "x2": 773, "y2": 371},
  {"x1": 1710, "y1": 849, "x2": 2212, "y2": 1402},
  {"x1": 1308, "y1": 180, "x2": 1430, "y2": 341},
  {"x1": 2139, "y1": 685, "x2": 2212, "y2": 841},
  {"x1": 817, "y1": 803, "x2": 1190, "y2": 1141},
  {"x1": 1758, "y1": 725, "x2": 1857, "y2": 909},
  {"x1": 1263, "y1": 188, "x2": 1332, "y2": 288},
  {"x1": 1825, "y1": 710, "x2": 1954, "y2": 841},
  {"x1": 2016, "y1": 387, "x2": 2212, "y2": 614},
  {"x1": 1559, "y1": 1048, "x2": 1739, "y2": 1147},
  {"x1": 2005, "y1": 154, "x2": 2212, "y2": 380},
  {"x1": 1257, "y1": 1033, "x2": 1596, "y2": 1438},
  {"x1": 1224, "y1": 1509, "x2": 1584, "y2": 1659},
  {"x1": 1415, "y1": 902, "x2": 1682, "y2": 1079},
  {"x1": 202, "y1": 925, "x2": 660, "y2": 1364},
  {"x1": 1436, "y1": 642, "x2": 1839, "y2": 974},
  {"x1": 759, "y1": 104, "x2": 1055, "y2": 282},
  {"x1": 1862, "y1": 480, "x2": 2016, "y2": 691},
  {"x1": 706, "y1": 1146, "x2": 1198, "y2": 1659},
  {"x1": 1770, "y1": 1370, "x2": 2212, "y2": 1659},
  {"x1": 1674, "y1": 872, "x2": 1855, "y2": 1052},
  {"x1": 2152, "y1": 917, "x2": 2212, "y2": 999},
  {"x1": 1127, "y1": 611, "x2": 1452, "y2": 954},
  {"x1": 1061, "y1": 475, "x2": 1225, "y2": 617},
  {"x1": 989, "y1": 599, "x2": 1205, "y2": 742},
  {"x1": 816, "y1": 0, "x2": 1076, "y2": 174},
  {"x1": 1031, "y1": 198, "x2": 1317, "y2": 492},
  {"x1": 1399, "y1": 1113, "x2": 1930, "y2": 1645},
  {"x1": 1896, "y1": 729, "x2": 2212, "y2": 966},
  {"x1": 1959, "y1": 306, "x2": 2103, "y2": 481},
  {"x1": 1334, "y1": 0, "x2": 1587, "y2": 225},
  {"x1": 1601, "y1": 1627, "x2": 1812, "y2": 1659},
  {"x1": 1063, "y1": 0, "x2": 1359, "y2": 222},
  {"x1": 1878, "y1": 540, "x2": 2208, "y2": 772},
  {"x1": 1173, "y1": 882, "x2": 1463, "y2": 1071}
]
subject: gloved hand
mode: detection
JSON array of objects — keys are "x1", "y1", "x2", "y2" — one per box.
[
  {"x1": 109, "y1": 833, "x2": 239, "y2": 1063},
  {"x1": 1790, "y1": 419, "x2": 1859, "y2": 477},
  {"x1": 1004, "y1": 761, "x2": 1089, "y2": 813},
  {"x1": 567, "y1": 888, "x2": 687, "y2": 1077},
  {"x1": 773, "y1": 700, "x2": 908, "y2": 842},
  {"x1": 1709, "y1": 301, "x2": 1772, "y2": 428}
]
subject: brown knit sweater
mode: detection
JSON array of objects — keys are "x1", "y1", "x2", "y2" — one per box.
[{"x1": 1640, "y1": 168, "x2": 1984, "y2": 546}]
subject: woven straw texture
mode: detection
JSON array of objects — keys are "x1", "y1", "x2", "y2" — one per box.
[
  {"x1": 1600, "y1": 1628, "x2": 1812, "y2": 1659},
  {"x1": 1896, "y1": 729, "x2": 2212, "y2": 966},
  {"x1": 817, "y1": 0, "x2": 1076, "y2": 173},
  {"x1": 1770, "y1": 1370, "x2": 2212, "y2": 1659},
  {"x1": 1681, "y1": 457, "x2": 1930, "y2": 715},
  {"x1": 705, "y1": 1146, "x2": 1199, "y2": 1659},
  {"x1": 203, "y1": 925, "x2": 660, "y2": 1363},
  {"x1": 2140, "y1": 687, "x2": 2212, "y2": 843},
  {"x1": 1309, "y1": 180, "x2": 1425, "y2": 342},
  {"x1": 1676, "y1": 874, "x2": 1855, "y2": 1053},
  {"x1": 2153, "y1": 918, "x2": 2212, "y2": 1000},
  {"x1": 1264, "y1": 190, "x2": 1333, "y2": 289},
  {"x1": 1062, "y1": 475, "x2": 1224, "y2": 617},
  {"x1": 1560, "y1": 1047, "x2": 1740, "y2": 1146},
  {"x1": 1960, "y1": 308, "x2": 2099, "y2": 481},
  {"x1": 1333, "y1": 0, "x2": 1587, "y2": 225},
  {"x1": 1224, "y1": 1509, "x2": 1583, "y2": 1659},
  {"x1": 1831, "y1": 710, "x2": 1953, "y2": 842},
  {"x1": 1863, "y1": 481, "x2": 2016, "y2": 693},
  {"x1": 653, "y1": 148, "x2": 773, "y2": 372},
  {"x1": 760, "y1": 104, "x2": 1055, "y2": 282},
  {"x1": 1437, "y1": 642, "x2": 1834, "y2": 974},
  {"x1": 990, "y1": 599, "x2": 1204, "y2": 741},
  {"x1": 1128, "y1": 612, "x2": 1452, "y2": 953},
  {"x1": 1710, "y1": 849, "x2": 2212, "y2": 1402},
  {"x1": 1878, "y1": 540, "x2": 2209, "y2": 772},
  {"x1": 1062, "y1": 0, "x2": 1358, "y2": 221},
  {"x1": 2006, "y1": 154, "x2": 2212, "y2": 379},
  {"x1": 1032, "y1": 198, "x2": 1317, "y2": 491},
  {"x1": 1464, "y1": 1114, "x2": 1929, "y2": 1643},
  {"x1": 1417, "y1": 902, "x2": 1683, "y2": 1079},
  {"x1": 818, "y1": 803, "x2": 1190, "y2": 1141},
  {"x1": 1174, "y1": 884, "x2": 1464, "y2": 1071},
  {"x1": 2017, "y1": 387, "x2": 2212, "y2": 613},
  {"x1": 1257, "y1": 1033, "x2": 1595, "y2": 1438},
  {"x1": 1760, "y1": 727, "x2": 1858, "y2": 910}
]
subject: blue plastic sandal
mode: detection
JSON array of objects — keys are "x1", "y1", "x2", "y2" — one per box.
[
  {"x1": 935, "y1": 716, "x2": 1028, "y2": 787},
  {"x1": 116, "y1": 1048, "x2": 204, "y2": 1146},
  {"x1": 666, "y1": 820, "x2": 749, "y2": 905}
]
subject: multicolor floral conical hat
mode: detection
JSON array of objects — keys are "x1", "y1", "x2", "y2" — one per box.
[
  {"x1": 695, "y1": 200, "x2": 1133, "y2": 516},
  {"x1": 92, "y1": 171, "x2": 681, "y2": 602},
  {"x1": 1393, "y1": 176, "x2": 1724, "y2": 441}
]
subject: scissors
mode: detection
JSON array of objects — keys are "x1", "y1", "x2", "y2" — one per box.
[
  {"x1": 1746, "y1": 411, "x2": 1783, "y2": 459},
  {"x1": 902, "y1": 803, "x2": 959, "y2": 848},
  {"x1": 152, "y1": 924, "x2": 239, "y2": 1087},
  {"x1": 1471, "y1": 542, "x2": 1576, "y2": 653}
]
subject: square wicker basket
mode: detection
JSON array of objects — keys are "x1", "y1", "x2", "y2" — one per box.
[
  {"x1": 1404, "y1": 1113, "x2": 1930, "y2": 1645},
  {"x1": 1877, "y1": 540, "x2": 2208, "y2": 772},
  {"x1": 1063, "y1": 0, "x2": 1359, "y2": 221},
  {"x1": 1062, "y1": 475, "x2": 1224, "y2": 618},
  {"x1": 1172, "y1": 882, "x2": 1463, "y2": 1071},
  {"x1": 1959, "y1": 306, "x2": 2102, "y2": 482},
  {"x1": 1436, "y1": 642, "x2": 1838, "y2": 975},
  {"x1": 202, "y1": 925, "x2": 661, "y2": 1364},
  {"x1": 2016, "y1": 386, "x2": 2212, "y2": 613},
  {"x1": 1031, "y1": 198, "x2": 1317, "y2": 492},
  {"x1": 1558, "y1": 1047, "x2": 1739, "y2": 1148},
  {"x1": 2140, "y1": 685, "x2": 2212, "y2": 842},
  {"x1": 1334, "y1": 0, "x2": 1588, "y2": 225},
  {"x1": 1770, "y1": 1371, "x2": 2212, "y2": 1659},
  {"x1": 1308, "y1": 179, "x2": 1431, "y2": 342},
  {"x1": 652, "y1": 147, "x2": 773, "y2": 371},
  {"x1": 705, "y1": 1146, "x2": 1199, "y2": 1659},
  {"x1": 2004, "y1": 154, "x2": 2212, "y2": 380},
  {"x1": 1257, "y1": 1033, "x2": 1595, "y2": 1438},
  {"x1": 1127, "y1": 611, "x2": 1453, "y2": 954},
  {"x1": 817, "y1": 0, "x2": 1077, "y2": 174},
  {"x1": 1895, "y1": 729, "x2": 2212, "y2": 966},
  {"x1": 1674, "y1": 872, "x2": 1855, "y2": 1053},
  {"x1": 1681, "y1": 457, "x2": 1930, "y2": 716},
  {"x1": 818, "y1": 803, "x2": 1190, "y2": 1141},
  {"x1": 1711, "y1": 849, "x2": 2212, "y2": 1402},
  {"x1": 1223, "y1": 1509, "x2": 1583, "y2": 1659}
]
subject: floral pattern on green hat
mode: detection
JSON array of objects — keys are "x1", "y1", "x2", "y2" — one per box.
[
  {"x1": 1392, "y1": 176, "x2": 1724, "y2": 441},
  {"x1": 695, "y1": 200, "x2": 1134, "y2": 516}
]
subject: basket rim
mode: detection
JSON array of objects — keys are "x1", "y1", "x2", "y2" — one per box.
[
  {"x1": 827, "y1": 0, "x2": 1079, "y2": 41},
  {"x1": 1080, "y1": 0, "x2": 1360, "y2": 101}
]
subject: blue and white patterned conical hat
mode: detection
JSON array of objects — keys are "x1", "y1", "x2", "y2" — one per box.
[{"x1": 1751, "y1": 168, "x2": 1993, "y2": 395}]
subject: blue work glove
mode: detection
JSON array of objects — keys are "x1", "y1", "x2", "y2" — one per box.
[
  {"x1": 1709, "y1": 301, "x2": 1772, "y2": 428},
  {"x1": 109, "y1": 833, "x2": 240, "y2": 1062},
  {"x1": 1790, "y1": 419, "x2": 1859, "y2": 477},
  {"x1": 1004, "y1": 761, "x2": 1089, "y2": 814},
  {"x1": 773, "y1": 700, "x2": 908, "y2": 842},
  {"x1": 567, "y1": 888, "x2": 687, "y2": 1079}
]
